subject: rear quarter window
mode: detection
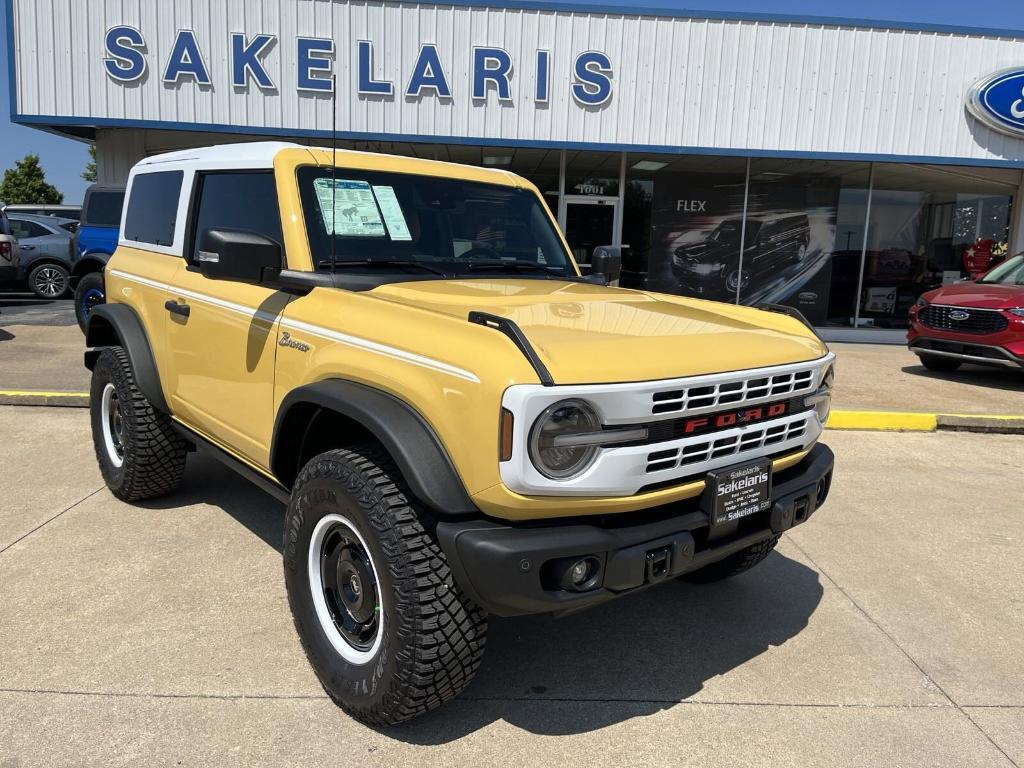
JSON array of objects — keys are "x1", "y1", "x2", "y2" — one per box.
[
  {"x1": 83, "y1": 190, "x2": 126, "y2": 227},
  {"x1": 124, "y1": 172, "x2": 183, "y2": 246}
]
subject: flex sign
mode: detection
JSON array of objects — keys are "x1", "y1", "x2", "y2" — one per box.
[{"x1": 102, "y1": 28, "x2": 615, "y2": 107}]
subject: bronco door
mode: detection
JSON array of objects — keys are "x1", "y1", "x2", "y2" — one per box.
[{"x1": 163, "y1": 170, "x2": 290, "y2": 466}]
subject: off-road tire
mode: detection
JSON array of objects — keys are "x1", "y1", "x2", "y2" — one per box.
[
  {"x1": 682, "y1": 535, "x2": 780, "y2": 584},
  {"x1": 74, "y1": 272, "x2": 105, "y2": 333},
  {"x1": 283, "y1": 445, "x2": 487, "y2": 727},
  {"x1": 919, "y1": 353, "x2": 962, "y2": 372},
  {"x1": 89, "y1": 347, "x2": 187, "y2": 501}
]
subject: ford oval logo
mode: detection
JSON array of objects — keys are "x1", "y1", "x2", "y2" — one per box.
[
  {"x1": 967, "y1": 69, "x2": 1024, "y2": 137},
  {"x1": 948, "y1": 310, "x2": 970, "y2": 321}
]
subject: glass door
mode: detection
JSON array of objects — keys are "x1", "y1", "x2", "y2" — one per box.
[{"x1": 563, "y1": 196, "x2": 617, "y2": 266}]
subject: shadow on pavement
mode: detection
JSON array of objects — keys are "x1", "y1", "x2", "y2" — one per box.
[
  {"x1": 397, "y1": 550, "x2": 822, "y2": 741},
  {"x1": 146, "y1": 453, "x2": 823, "y2": 741},
  {"x1": 901, "y1": 364, "x2": 1024, "y2": 393},
  {"x1": 0, "y1": 328, "x2": 14, "y2": 342},
  {"x1": 139, "y1": 452, "x2": 286, "y2": 552}
]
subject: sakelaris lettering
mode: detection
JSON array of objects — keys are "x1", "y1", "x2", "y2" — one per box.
[{"x1": 101, "y1": 27, "x2": 613, "y2": 105}]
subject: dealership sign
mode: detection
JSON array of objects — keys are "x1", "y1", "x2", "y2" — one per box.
[
  {"x1": 966, "y1": 68, "x2": 1024, "y2": 137},
  {"x1": 102, "y1": 27, "x2": 614, "y2": 106}
]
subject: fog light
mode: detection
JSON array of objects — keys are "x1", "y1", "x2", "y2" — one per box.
[
  {"x1": 546, "y1": 555, "x2": 603, "y2": 592},
  {"x1": 570, "y1": 559, "x2": 591, "y2": 586}
]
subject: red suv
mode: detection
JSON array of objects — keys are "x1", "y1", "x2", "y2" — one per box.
[{"x1": 908, "y1": 254, "x2": 1024, "y2": 372}]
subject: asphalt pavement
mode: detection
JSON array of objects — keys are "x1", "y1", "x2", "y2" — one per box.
[{"x1": 0, "y1": 406, "x2": 1021, "y2": 766}]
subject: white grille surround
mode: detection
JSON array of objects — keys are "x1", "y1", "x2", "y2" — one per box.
[{"x1": 499, "y1": 353, "x2": 833, "y2": 497}]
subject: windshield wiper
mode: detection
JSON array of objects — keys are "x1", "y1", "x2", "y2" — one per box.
[
  {"x1": 318, "y1": 259, "x2": 448, "y2": 277},
  {"x1": 459, "y1": 260, "x2": 568, "y2": 276}
]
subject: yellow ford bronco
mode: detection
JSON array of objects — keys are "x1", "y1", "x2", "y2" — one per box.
[{"x1": 85, "y1": 142, "x2": 835, "y2": 725}]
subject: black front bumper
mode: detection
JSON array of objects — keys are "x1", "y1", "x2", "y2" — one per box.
[{"x1": 437, "y1": 444, "x2": 834, "y2": 617}]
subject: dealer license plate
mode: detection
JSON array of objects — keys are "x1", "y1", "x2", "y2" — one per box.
[{"x1": 708, "y1": 460, "x2": 772, "y2": 526}]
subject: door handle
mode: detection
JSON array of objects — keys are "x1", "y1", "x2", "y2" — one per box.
[{"x1": 165, "y1": 299, "x2": 190, "y2": 318}]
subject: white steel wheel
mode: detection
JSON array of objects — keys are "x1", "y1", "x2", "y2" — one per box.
[
  {"x1": 308, "y1": 512, "x2": 384, "y2": 665},
  {"x1": 100, "y1": 382, "x2": 125, "y2": 468}
]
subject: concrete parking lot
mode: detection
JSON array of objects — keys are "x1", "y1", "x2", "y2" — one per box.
[{"x1": 1, "y1": 405, "x2": 1021, "y2": 767}]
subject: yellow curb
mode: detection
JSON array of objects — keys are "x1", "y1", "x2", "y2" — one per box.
[
  {"x1": 827, "y1": 410, "x2": 938, "y2": 431},
  {"x1": 0, "y1": 390, "x2": 89, "y2": 398}
]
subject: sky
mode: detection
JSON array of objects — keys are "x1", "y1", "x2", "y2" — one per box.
[{"x1": 2, "y1": 0, "x2": 1022, "y2": 206}]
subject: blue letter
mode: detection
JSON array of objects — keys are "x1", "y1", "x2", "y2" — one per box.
[
  {"x1": 103, "y1": 26, "x2": 147, "y2": 82},
  {"x1": 297, "y1": 38, "x2": 334, "y2": 92},
  {"x1": 405, "y1": 44, "x2": 451, "y2": 99},
  {"x1": 472, "y1": 47, "x2": 512, "y2": 101},
  {"x1": 357, "y1": 40, "x2": 393, "y2": 96},
  {"x1": 162, "y1": 30, "x2": 211, "y2": 85},
  {"x1": 535, "y1": 49, "x2": 550, "y2": 103},
  {"x1": 572, "y1": 51, "x2": 612, "y2": 106},
  {"x1": 231, "y1": 33, "x2": 276, "y2": 90}
]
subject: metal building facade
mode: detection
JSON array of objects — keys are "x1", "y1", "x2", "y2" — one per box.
[{"x1": 8, "y1": 0, "x2": 1024, "y2": 165}]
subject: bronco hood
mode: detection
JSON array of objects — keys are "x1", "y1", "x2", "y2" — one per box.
[{"x1": 370, "y1": 279, "x2": 827, "y2": 385}]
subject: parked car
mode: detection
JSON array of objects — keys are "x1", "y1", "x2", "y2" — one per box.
[
  {"x1": 84, "y1": 142, "x2": 835, "y2": 725},
  {"x1": 7, "y1": 213, "x2": 76, "y2": 299},
  {"x1": 72, "y1": 184, "x2": 125, "y2": 331},
  {"x1": 0, "y1": 206, "x2": 19, "y2": 286},
  {"x1": 908, "y1": 254, "x2": 1024, "y2": 371},
  {"x1": 3, "y1": 203, "x2": 81, "y2": 221},
  {"x1": 672, "y1": 213, "x2": 811, "y2": 300}
]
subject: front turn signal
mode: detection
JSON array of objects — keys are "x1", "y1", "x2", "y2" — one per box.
[{"x1": 499, "y1": 408, "x2": 515, "y2": 462}]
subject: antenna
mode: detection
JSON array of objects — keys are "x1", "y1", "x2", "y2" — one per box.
[{"x1": 330, "y1": 73, "x2": 338, "y2": 273}]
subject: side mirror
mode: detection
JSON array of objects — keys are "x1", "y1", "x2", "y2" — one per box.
[
  {"x1": 590, "y1": 245, "x2": 622, "y2": 286},
  {"x1": 197, "y1": 228, "x2": 282, "y2": 284}
]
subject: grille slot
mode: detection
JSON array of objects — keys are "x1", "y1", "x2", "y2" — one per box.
[
  {"x1": 645, "y1": 416, "x2": 808, "y2": 473},
  {"x1": 651, "y1": 368, "x2": 815, "y2": 415},
  {"x1": 919, "y1": 305, "x2": 1008, "y2": 335}
]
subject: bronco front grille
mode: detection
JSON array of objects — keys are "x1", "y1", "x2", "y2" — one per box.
[
  {"x1": 919, "y1": 305, "x2": 1008, "y2": 335},
  {"x1": 645, "y1": 414, "x2": 810, "y2": 473},
  {"x1": 651, "y1": 368, "x2": 815, "y2": 415}
]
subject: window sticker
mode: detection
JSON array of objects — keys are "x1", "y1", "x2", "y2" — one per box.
[
  {"x1": 371, "y1": 185, "x2": 413, "y2": 241},
  {"x1": 313, "y1": 178, "x2": 385, "y2": 237}
]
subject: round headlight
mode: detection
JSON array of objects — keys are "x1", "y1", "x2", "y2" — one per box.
[{"x1": 528, "y1": 399, "x2": 601, "y2": 480}]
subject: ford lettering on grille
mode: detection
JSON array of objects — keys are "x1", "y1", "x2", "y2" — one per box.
[{"x1": 680, "y1": 402, "x2": 788, "y2": 437}]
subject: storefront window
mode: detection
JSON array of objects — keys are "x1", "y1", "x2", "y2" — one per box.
[
  {"x1": 857, "y1": 164, "x2": 1016, "y2": 329},
  {"x1": 636, "y1": 155, "x2": 748, "y2": 297}
]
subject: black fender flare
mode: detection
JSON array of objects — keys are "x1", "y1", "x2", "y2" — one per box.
[
  {"x1": 84, "y1": 303, "x2": 169, "y2": 413},
  {"x1": 272, "y1": 380, "x2": 477, "y2": 517}
]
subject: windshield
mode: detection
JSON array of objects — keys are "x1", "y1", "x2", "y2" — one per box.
[
  {"x1": 977, "y1": 254, "x2": 1024, "y2": 285},
  {"x1": 297, "y1": 166, "x2": 573, "y2": 278}
]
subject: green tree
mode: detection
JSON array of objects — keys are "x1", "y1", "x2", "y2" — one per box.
[
  {"x1": 82, "y1": 144, "x2": 97, "y2": 183},
  {"x1": 0, "y1": 154, "x2": 64, "y2": 204}
]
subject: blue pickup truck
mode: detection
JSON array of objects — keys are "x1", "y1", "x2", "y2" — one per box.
[{"x1": 72, "y1": 184, "x2": 124, "y2": 332}]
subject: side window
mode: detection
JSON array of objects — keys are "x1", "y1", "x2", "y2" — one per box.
[
  {"x1": 84, "y1": 190, "x2": 126, "y2": 227},
  {"x1": 124, "y1": 171, "x2": 183, "y2": 246},
  {"x1": 189, "y1": 172, "x2": 283, "y2": 263},
  {"x1": 8, "y1": 219, "x2": 31, "y2": 239}
]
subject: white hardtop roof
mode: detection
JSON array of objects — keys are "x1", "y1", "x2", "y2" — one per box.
[
  {"x1": 132, "y1": 141, "x2": 523, "y2": 186},
  {"x1": 136, "y1": 141, "x2": 303, "y2": 170}
]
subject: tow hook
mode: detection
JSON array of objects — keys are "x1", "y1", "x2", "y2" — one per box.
[{"x1": 645, "y1": 546, "x2": 673, "y2": 583}]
